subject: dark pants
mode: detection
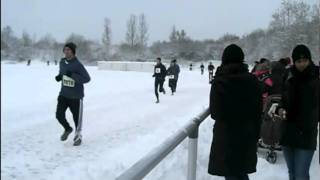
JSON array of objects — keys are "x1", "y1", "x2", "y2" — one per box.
[
  {"x1": 201, "y1": 69, "x2": 204, "y2": 75},
  {"x1": 155, "y1": 79, "x2": 165, "y2": 100},
  {"x1": 169, "y1": 79, "x2": 178, "y2": 93},
  {"x1": 56, "y1": 95, "x2": 83, "y2": 135},
  {"x1": 209, "y1": 73, "x2": 214, "y2": 83},
  {"x1": 282, "y1": 146, "x2": 314, "y2": 180},
  {"x1": 225, "y1": 175, "x2": 249, "y2": 180}
]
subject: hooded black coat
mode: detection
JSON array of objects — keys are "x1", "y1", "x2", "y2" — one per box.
[{"x1": 208, "y1": 63, "x2": 263, "y2": 176}]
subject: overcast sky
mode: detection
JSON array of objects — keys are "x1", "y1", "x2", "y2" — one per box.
[{"x1": 1, "y1": 0, "x2": 318, "y2": 44}]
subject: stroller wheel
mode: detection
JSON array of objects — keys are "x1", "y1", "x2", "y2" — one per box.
[{"x1": 266, "y1": 151, "x2": 277, "y2": 164}]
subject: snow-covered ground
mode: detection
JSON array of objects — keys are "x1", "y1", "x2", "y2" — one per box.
[{"x1": 1, "y1": 61, "x2": 319, "y2": 180}]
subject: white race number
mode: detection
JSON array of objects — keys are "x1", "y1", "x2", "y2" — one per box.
[{"x1": 62, "y1": 75, "x2": 75, "y2": 87}]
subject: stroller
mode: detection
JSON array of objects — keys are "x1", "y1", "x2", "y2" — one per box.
[{"x1": 258, "y1": 94, "x2": 284, "y2": 164}]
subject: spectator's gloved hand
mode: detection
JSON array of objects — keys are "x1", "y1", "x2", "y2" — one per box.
[
  {"x1": 55, "y1": 74, "x2": 62, "y2": 82},
  {"x1": 152, "y1": 74, "x2": 155, "y2": 77},
  {"x1": 65, "y1": 71, "x2": 72, "y2": 77}
]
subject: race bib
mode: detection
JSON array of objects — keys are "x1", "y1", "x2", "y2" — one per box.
[
  {"x1": 62, "y1": 75, "x2": 75, "y2": 87},
  {"x1": 155, "y1": 68, "x2": 161, "y2": 73},
  {"x1": 169, "y1": 75, "x2": 175, "y2": 79}
]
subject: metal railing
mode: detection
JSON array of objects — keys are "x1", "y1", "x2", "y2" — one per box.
[{"x1": 116, "y1": 108, "x2": 210, "y2": 180}]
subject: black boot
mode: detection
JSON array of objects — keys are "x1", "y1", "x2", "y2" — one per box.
[
  {"x1": 73, "y1": 134, "x2": 82, "y2": 146},
  {"x1": 60, "y1": 128, "x2": 73, "y2": 141}
]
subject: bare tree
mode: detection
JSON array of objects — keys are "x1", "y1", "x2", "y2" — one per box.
[
  {"x1": 125, "y1": 14, "x2": 138, "y2": 48},
  {"x1": 292, "y1": 1, "x2": 310, "y2": 24},
  {"x1": 175, "y1": 29, "x2": 188, "y2": 42},
  {"x1": 22, "y1": 31, "x2": 32, "y2": 47},
  {"x1": 270, "y1": 0, "x2": 296, "y2": 29},
  {"x1": 1, "y1": 26, "x2": 13, "y2": 57},
  {"x1": 1, "y1": 26, "x2": 14, "y2": 45},
  {"x1": 281, "y1": 0, "x2": 294, "y2": 27},
  {"x1": 20, "y1": 31, "x2": 33, "y2": 60},
  {"x1": 180, "y1": 30, "x2": 187, "y2": 41},
  {"x1": 102, "y1": 17, "x2": 112, "y2": 57},
  {"x1": 1, "y1": 26, "x2": 21, "y2": 59},
  {"x1": 169, "y1": 25, "x2": 177, "y2": 42},
  {"x1": 138, "y1": 13, "x2": 149, "y2": 49}
]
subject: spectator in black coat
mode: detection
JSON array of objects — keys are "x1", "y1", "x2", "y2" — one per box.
[
  {"x1": 277, "y1": 44, "x2": 320, "y2": 180},
  {"x1": 208, "y1": 44, "x2": 263, "y2": 180}
]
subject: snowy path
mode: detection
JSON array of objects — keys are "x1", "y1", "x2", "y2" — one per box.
[
  {"x1": 1, "y1": 64, "x2": 210, "y2": 180},
  {"x1": 1, "y1": 63, "x2": 319, "y2": 180}
]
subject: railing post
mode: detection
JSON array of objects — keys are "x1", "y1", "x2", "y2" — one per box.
[{"x1": 187, "y1": 121, "x2": 199, "y2": 180}]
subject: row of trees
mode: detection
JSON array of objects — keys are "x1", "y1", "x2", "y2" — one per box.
[
  {"x1": 1, "y1": 27, "x2": 62, "y2": 62},
  {"x1": 241, "y1": 0, "x2": 320, "y2": 63},
  {"x1": 1, "y1": 0, "x2": 319, "y2": 64},
  {"x1": 150, "y1": 0, "x2": 320, "y2": 63},
  {"x1": 1, "y1": 13, "x2": 149, "y2": 63}
]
